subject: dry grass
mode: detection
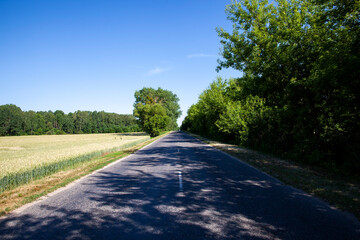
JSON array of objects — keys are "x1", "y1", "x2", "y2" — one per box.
[
  {"x1": 0, "y1": 133, "x2": 149, "y2": 178},
  {"x1": 188, "y1": 133, "x2": 360, "y2": 220}
]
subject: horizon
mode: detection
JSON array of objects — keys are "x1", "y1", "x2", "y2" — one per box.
[{"x1": 0, "y1": 0, "x2": 243, "y2": 126}]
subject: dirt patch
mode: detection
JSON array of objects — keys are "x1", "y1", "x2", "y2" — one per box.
[{"x1": 0, "y1": 147, "x2": 25, "y2": 150}]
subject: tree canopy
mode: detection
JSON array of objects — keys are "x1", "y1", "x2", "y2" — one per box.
[
  {"x1": 182, "y1": 0, "x2": 360, "y2": 175},
  {"x1": 134, "y1": 87, "x2": 181, "y2": 136}
]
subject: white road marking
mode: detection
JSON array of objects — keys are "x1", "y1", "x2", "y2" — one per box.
[{"x1": 178, "y1": 170, "x2": 183, "y2": 191}]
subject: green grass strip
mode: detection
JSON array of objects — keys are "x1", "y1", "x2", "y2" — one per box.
[{"x1": 0, "y1": 137, "x2": 150, "y2": 193}]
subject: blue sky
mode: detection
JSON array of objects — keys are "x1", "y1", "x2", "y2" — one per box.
[{"x1": 0, "y1": 0, "x2": 242, "y2": 125}]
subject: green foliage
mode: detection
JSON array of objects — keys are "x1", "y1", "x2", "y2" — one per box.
[
  {"x1": 134, "y1": 101, "x2": 171, "y2": 137},
  {"x1": 216, "y1": 95, "x2": 270, "y2": 144},
  {"x1": 134, "y1": 87, "x2": 181, "y2": 130},
  {"x1": 0, "y1": 104, "x2": 141, "y2": 136},
  {"x1": 144, "y1": 111, "x2": 170, "y2": 137},
  {"x1": 0, "y1": 104, "x2": 23, "y2": 136},
  {"x1": 182, "y1": 0, "x2": 360, "y2": 175},
  {"x1": 181, "y1": 77, "x2": 229, "y2": 138},
  {"x1": 133, "y1": 87, "x2": 181, "y2": 137}
]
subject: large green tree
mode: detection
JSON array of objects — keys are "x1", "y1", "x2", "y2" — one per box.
[
  {"x1": 183, "y1": 0, "x2": 360, "y2": 174},
  {"x1": 0, "y1": 104, "x2": 23, "y2": 136},
  {"x1": 134, "y1": 103, "x2": 170, "y2": 137},
  {"x1": 133, "y1": 87, "x2": 180, "y2": 136},
  {"x1": 134, "y1": 87, "x2": 181, "y2": 130}
]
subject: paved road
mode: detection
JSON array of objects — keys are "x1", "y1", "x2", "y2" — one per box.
[{"x1": 0, "y1": 131, "x2": 359, "y2": 239}]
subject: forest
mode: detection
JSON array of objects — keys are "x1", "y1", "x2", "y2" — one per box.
[
  {"x1": 181, "y1": 0, "x2": 360, "y2": 175},
  {"x1": 0, "y1": 104, "x2": 141, "y2": 136}
]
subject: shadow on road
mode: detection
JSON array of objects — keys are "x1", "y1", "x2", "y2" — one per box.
[{"x1": 0, "y1": 132, "x2": 359, "y2": 239}]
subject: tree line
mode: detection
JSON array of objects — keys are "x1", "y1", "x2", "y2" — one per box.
[
  {"x1": 181, "y1": 0, "x2": 360, "y2": 175},
  {"x1": 0, "y1": 104, "x2": 142, "y2": 136}
]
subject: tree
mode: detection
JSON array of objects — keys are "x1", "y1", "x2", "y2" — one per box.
[
  {"x1": 35, "y1": 112, "x2": 46, "y2": 135},
  {"x1": 133, "y1": 87, "x2": 179, "y2": 136},
  {"x1": 183, "y1": 0, "x2": 360, "y2": 174},
  {"x1": 134, "y1": 103, "x2": 170, "y2": 137},
  {"x1": 134, "y1": 87, "x2": 181, "y2": 129},
  {"x1": 54, "y1": 110, "x2": 65, "y2": 131},
  {"x1": 63, "y1": 113, "x2": 74, "y2": 134},
  {"x1": 23, "y1": 110, "x2": 37, "y2": 135},
  {"x1": 181, "y1": 78, "x2": 229, "y2": 138},
  {"x1": 0, "y1": 104, "x2": 23, "y2": 135}
]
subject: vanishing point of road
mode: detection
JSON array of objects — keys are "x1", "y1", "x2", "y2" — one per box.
[{"x1": 0, "y1": 131, "x2": 359, "y2": 239}]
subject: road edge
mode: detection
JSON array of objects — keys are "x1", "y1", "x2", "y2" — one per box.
[
  {"x1": 182, "y1": 131, "x2": 360, "y2": 224},
  {"x1": 0, "y1": 132, "x2": 172, "y2": 219}
]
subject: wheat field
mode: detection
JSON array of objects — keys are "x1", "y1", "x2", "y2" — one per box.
[{"x1": 0, "y1": 133, "x2": 150, "y2": 179}]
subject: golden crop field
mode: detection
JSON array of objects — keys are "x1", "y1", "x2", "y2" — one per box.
[{"x1": 0, "y1": 133, "x2": 150, "y2": 179}]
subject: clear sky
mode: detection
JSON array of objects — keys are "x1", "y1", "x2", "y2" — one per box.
[{"x1": 0, "y1": 0, "x2": 242, "y2": 126}]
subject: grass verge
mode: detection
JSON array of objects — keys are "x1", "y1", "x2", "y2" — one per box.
[
  {"x1": 0, "y1": 132, "x2": 170, "y2": 217},
  {"x1": 187, "y1": 132, "x2": 360, "y2": 220},
  {"x1": 0, "y1": 137, "x2": 150, "y2": 193}
]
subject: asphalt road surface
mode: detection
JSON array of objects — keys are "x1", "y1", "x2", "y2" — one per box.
[{"x1": 0, "y1": 131, "x2": 359, "y2": 239}]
